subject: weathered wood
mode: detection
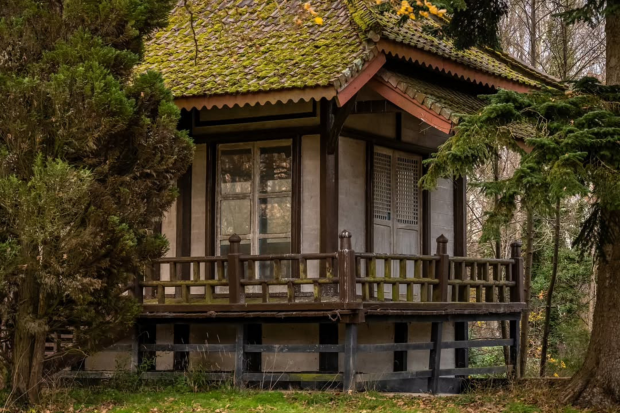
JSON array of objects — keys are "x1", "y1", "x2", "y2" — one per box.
[
  {"x1": 510, "y1": 318, "x2": 521, "y2": 378},
  {"x1": 357, "y1": 342, "x2": 434, "y2": 352},
  {"x1": 157, "y1": 285, "x2": 165, "y2": 304},
  {"x1": 357, "y1": 370, "x2": 432, "y2": 382},
  {"x1": 139, "y1": 344, "x2": 236, "y2": 352},
  {"x1": 319, "y1": 323, "x2": 339, "y2": 373},
  {"x1": 454, "y1": 321, "x2": 469, "y2": 376},
  {"x1": 428, "y1": 322, "x2": 443, "y2": 394},
  {"x1": 228, "y1": 235, "x2": 243, "y2": 304},
  {"x1": 173, "y1": 324, "x2": 189, "y2": 371},
  {"x1": 395, "y1": 323, "x2": 408, "y2": 372},
  {"x1": 510, "y1": 241, "x2": 524, "y2": 303},
  {"x1": 438, "y1": 366, "x2": 507, "y2": 376},
  {"x1": 343, "y1": 323, "x2": 358, "y2": 391},
  {"x1": 433, "y1": 236, "x2": 449, "y2": 302},
  {"x1": 234, "y1": 324, "x2": 245, "y2": 388},
  {"x1": 442, "y1": 339, "x2": 513, "y2": 349},
  {"x1": 245, "y1": 344, "x2": 344, "y2": 353},
  {"x1": 338, "y1": 230, "x2": 357, "y2": 304}
]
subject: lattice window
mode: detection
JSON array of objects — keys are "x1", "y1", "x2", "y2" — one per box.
[
  {"x1": 373, "y1": 152, "x2": 392, "y2": 221},
  {"x1": 396, "y1": 156, "x2": 420, "y2": 226}
]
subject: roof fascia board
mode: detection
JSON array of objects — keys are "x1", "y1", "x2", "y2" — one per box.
[
  {"x1": 377, "y1": 40, "x2": 532, "y2": 93},
  {"x1": 336, "y1": 53, "x2": 386, "y2": 107},
  {"x1": 174, "y1": 86, "x2": 337, "y2": 111},
  {"x1": 368, "y1": 77, "x2": 453, "y2": 134}
]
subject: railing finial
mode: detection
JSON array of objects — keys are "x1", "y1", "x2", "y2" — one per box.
[
  {"x1": 229, "y1": 234, "x2": 241, "y2": 254},
  {"x1": 436, "y1": 234, "x2": 448, "y2": 255},
  {"x1": 339, "y1": 229, "x2": 352, "y2": 250},
  {"x1": 511, "y1": 240, "x2": 523, "y2": 258}
]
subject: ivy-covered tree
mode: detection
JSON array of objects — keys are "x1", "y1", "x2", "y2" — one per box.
[
  {"x1": 422, "y1": 79, "x2": 620, "y2": 407},
  {"x1": 0, "y1": 0, "x2": 193, "y2": 404}
]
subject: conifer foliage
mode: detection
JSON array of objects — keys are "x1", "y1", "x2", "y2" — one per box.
[
  {"x1": 0, "y1": 0, "x2": 193, "y2": 404},
  {"x1": 422, "y1": 79, "x2": 620, "y2": 406}
]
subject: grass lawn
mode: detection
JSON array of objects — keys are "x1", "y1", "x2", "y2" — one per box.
[{"x1": 17, "y1": 382, "x2": 614, "y2": 413}]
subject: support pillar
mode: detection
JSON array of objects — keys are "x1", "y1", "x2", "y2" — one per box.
[
  {"x1": 429, "y1": 322, "x2": 443, "y2": 394},
  {"x1": 343, "y1": 323, "x2": 358, "y2": 392}
]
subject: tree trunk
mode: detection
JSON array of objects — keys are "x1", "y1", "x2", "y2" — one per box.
[
  {"x1": 11, "y1": 271, "x2": 38, "y2": 405},
  {"x1": 560, "y1": 210, "x2": 620, "y2": 407},
  {"x1": 606, "y1": 9, "x2": 620, "y2": 86},
  {"x1": 519, "y1": 209, "x2": 534, "y2": 376},
  {"x1": 559, "y1": 10, "x2": 620, "y2": 408},
  {"x1": 529, "y1": 0, "x2": 537, "y2": 67},
  {"x1": 540, "y1": 200, "x2": 560, "y2": 377}
]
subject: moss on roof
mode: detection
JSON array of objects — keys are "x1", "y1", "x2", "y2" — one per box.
[
  {"x1": 140, "y1": 0, "x2": 374, "y2": 98},
  {"x1": 377, "y1": 69, "x2": 485, "y2": 124},
  {"x1": 140, "y1": 0, "x2": 559, "y2": 99},
  {"x1": 347, "y1": 0, "x2": 561, "y2": 89}
]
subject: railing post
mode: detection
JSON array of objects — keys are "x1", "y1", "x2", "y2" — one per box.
[
  {"x1": 228, "y1": 234, "x2": 244, "y2": 304},
  {"x1": 433, "y1": 235, "x2": 449, "y2": 302},
  {"x1": 510, "y1": 241, "x2": 524, "y2": 303},
  {"x1": 338, "y1": 230, "x2": 357, "y2": 305},
  {"x1": 134, "y1": 270, "x2": 144, "y2": 305}
]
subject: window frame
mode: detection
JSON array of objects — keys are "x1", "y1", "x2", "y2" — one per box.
[{"x1": 216, "y1": 139, "x2": 294, "y2": 257}]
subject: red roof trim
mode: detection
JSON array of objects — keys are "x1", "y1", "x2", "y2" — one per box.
[
  {"x1": 368, "y1": 77, "x2": 453, "y2": 134},
  {"x1": 378, "y1": 40, "x2": 533, "y2": 93},
  {"x1": 336, "y1": 53, "x2": 386, "y2": 107}
]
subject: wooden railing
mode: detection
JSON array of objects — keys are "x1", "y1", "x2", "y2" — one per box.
[{"x1": 136, "y1": 231, "x2": 523, "y2": 309}]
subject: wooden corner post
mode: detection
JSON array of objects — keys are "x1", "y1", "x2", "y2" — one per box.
[
  {"x1": 338, "y1": 230, "x2": 357, "y2": 305},
  {"x1": 510, "y1": 240, "x2": 523, "y2": 378},
  {"x1": 433, "y1": 235, "x2": 449, "y2": 302},
  {"x1": 510, "y1": 241, "x2": 524, "y2": 303},
  {"x1": 228, "y1": 234, "x2": 244, "y2": 304}
]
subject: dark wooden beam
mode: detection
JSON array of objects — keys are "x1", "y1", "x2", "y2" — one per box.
[
  {"x1": 320, "y1": 100, "x2": 340, "y2": 262},
  {"x1": 245, "y1": 324, "x2": 262, "y2": 373},
  {"x1": 205, "y1": 143, "x2": 217, "y2": 279},
  {"x1": 323, "y1": 97, "x2": 357, "y2": 155},
  {"x1": 173, "y1": 324, "x2": 190, "y2": 371},
  {"x1": 319, "y1": 323, "x2": 339, "y2": 373},
  {"x1": 365, "y1": 143, "x2": 375, "y2": 254},
  {"x1": 393, "y1": 322, "x2": 408, "y2": 372},
  {"x1": 428, "y1": 322, "x2": 443, "y2": 394},
  {"x1": 453, "y1": 176, "x2": 467, "y2": 256},
  {"x1": 192, "y1": 126, "x2": 320, "y2": 145},
  {"x1": 176, "y1": 167, "x2": 192, "y2": 297}
]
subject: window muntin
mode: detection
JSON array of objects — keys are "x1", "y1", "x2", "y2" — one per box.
[{"x1": 217, "y1": 141, "x2": 292, "y2": 278}]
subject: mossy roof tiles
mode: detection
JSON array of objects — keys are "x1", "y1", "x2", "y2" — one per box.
[
  {"x1": 376, "y1": 69, "x2": 485, "y2": 124},
  {"x1": 141, "y1": 0, "x2": 559, "y2": 100},
  {"x1": 140, "y1": 0, "x2": 373, "y2": 98}
]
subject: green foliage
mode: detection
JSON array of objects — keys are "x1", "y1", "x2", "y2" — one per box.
[
  {"x1": 423, "y1": 81, "x2": 620, "y2": 257},
  {"x1": 0, "y1": 0, "x2": 194, "y2": 395}
]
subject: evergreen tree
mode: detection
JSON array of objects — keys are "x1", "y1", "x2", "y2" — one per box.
[
  {"x1": 422, "y1": 80, "x2": 620, "y2": 407},
  {"x1": 0, "y1": 0, "x2": 193, "y2": 404}
]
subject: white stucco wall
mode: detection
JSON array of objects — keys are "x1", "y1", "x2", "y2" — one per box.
[
  {"x1": 430, "y1": 179, "x2": 455, "y2": 256},
  {"x1": 191, "y1": 145, "x2": 207, "y2": 293},
  {"x1": 302, "y1": 135, "x2": 321, "y2": 279},
  {"x1": 338, "y1": 137, "x2": 366, "y2": 252}
]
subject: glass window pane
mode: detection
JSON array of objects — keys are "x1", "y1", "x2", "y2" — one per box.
[
  {"x1": 220, "y1": 148, "x2": 252, "y2": 195},
  {"x1": 259, "y1": 239, "x2": 291, "y2": 279},
  {"x1": 259, "y1": 146, "x2": 292, "y2": 194},
  {"x1": 259, "y1": 197, "x2": 291, "y2": 234},
  {"x1": 220, "y1": 199, "x2": 251, "y2": 235}
]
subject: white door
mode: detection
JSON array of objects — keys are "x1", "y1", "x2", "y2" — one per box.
[{"x1": 373, "y1": 148, "x2": 422, "y2": 296}]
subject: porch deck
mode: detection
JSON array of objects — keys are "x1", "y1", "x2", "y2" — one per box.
[{"x1": 135, "y1": 231, "x2": 524, "y2": 318}]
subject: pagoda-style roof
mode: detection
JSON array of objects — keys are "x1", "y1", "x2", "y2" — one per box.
[{"x1": 140, "y1": 0, "x2": 561, "y2": 110}]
